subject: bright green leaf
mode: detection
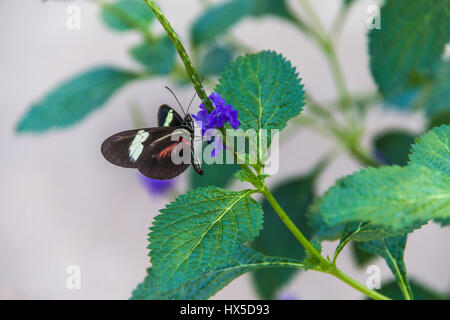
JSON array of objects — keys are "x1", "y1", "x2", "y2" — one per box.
[
  {"x1": 251, "y1": 175, "x2": 314, "y2": 299},
  {"x1": 100, "y1": 0, "x2": 154, "y2": 32},
  {"x1": 409, "y1": 125, "x2": 450, "y2": 176},
  {"x1": 130, "y1": 36, "x2": 176, "y2": 74},
  {"x1": 216, "y1": 51, "x2": 305, "y2": 140},
  {"x1": 16, "y1": 66, "x2": 138, "y2": 133},
  {"x1": 369, "y1": 0, "x2": 450, "y2": 104},
  {"x1": 318, "y1": 166, "x2": 450, "y2": 230},
  {"x1": 374, "y1": 130, "x2": 416, "y2": 166},
  {"x1": 148, "y1": 187, "x2": 263, "y2": 291},
  {"x1": 131, "y1": 245, "x2": 303, "y2": 300},
  {"x1": 359, "y1": 235, "x2": 413, "y2": 299}
]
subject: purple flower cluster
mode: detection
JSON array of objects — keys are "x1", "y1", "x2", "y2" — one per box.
[
  {"x1": 192, "y1": 93, "x2": 240, "y2": 157},
  {"x1": 193, "y1": 93, "x2": 240, "y2": 134}
]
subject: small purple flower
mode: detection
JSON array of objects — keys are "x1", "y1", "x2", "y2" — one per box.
[
  {"x1": 192, "y1": 93, "x2": 240, "y2": 157},
  {"x1": 138, "y1": 173, "x2": 174, "y2": 196}
]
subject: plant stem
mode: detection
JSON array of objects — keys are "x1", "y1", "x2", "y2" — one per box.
[
  {"x1": 261, "y1": 184, "x2": 329, "y2": 268},
  {"x1": 261, "y1": 183, "x2": 391, "y2": 300},
  {"x1": 327, "y1": 267, "x2": 391, "y2": 300},
  {"x1": 143, "y1": 0, "x2": 214, "y2": 112}
]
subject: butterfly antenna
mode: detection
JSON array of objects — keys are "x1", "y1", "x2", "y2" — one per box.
[
  {"x1": 165, "y1": 86, "x2": 186, "y2": 116},
  {"x1": 186, "y1": 91, "x2": 198, "y2": 114}
]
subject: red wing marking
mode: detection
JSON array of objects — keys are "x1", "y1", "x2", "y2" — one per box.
[{"x1": 157, "y1": 142, "x2": 178, "y2": 160}]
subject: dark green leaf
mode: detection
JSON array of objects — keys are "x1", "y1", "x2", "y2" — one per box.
[
  {"x1": 251, "y1": 175, "x2": 315, "y2": 299},
  {"x1": 427, "y1": 110, "x2": 450, "y2": 130},
  {"x1": 148, "y1": 187, "x2": 263, "y2": 291},
  {"x1": 191, "y1": 0, "x2": 294, "y2": 46},
  {"x1": 435, "y1": 217, "x2": 450, "y2": 226},
  {"x1": 16, "y1": 66, "x2": 138, "y2": 133},
  {"x1": 369, "y1": 0, "x2": 450, "y2": 106},
  {"x1": 374, "y1": 130, "x2": 416, "y2": 166},
  {"x1": 409, "y1": 124, "x2": 450, "y2": 176},
  {"x1": 199, "y1": 45, "x2": 234, "y2": 76},
  {"x1": 351, "y1": 243, "x2": 376, "y2": 267},
  {"x1": 191, "y1": 0, "x2": 253, "y2": 46},
  {"x1": 131, "y1": 245, "x2": 303, "y2": 300},
  {"x1": 130, "y1": 36, "x2": 176, "y2": 74},
  {"x1": 216, "y1": 51, "x2": 305, "y2": 143},
  {"x1": 359, "y1": 235, "x2": 413, "y2": 299},
  {"x1": 100, "y1": 0, "x2": 154, "y2": 32}
]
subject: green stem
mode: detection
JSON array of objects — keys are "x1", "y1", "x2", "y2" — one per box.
[
  {"x1": 261, "y1": 184, "x2": 329, "y2": 269},
  {"x1": 143, "y1": 0, "x2": 214, "y2": 112}
]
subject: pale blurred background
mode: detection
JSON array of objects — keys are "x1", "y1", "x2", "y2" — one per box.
[{"x1": 0, "y1": 0, "x2": 448, "y2": 299}]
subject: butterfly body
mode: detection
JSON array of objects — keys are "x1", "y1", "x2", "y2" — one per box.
[{"x1": 101, "y1": 105, "x2": 203, "y2": 180}]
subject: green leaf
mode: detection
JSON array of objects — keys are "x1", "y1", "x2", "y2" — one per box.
[
  {"x1": 100, "y1": 0, "x2": 154, "y2": 32},
  {"x1": 427, "y1": 110, "x2": 450, "y2": 130},
  {"x1": 16, "y1": 66, "x2": 138, "y2": 133},
  {"x1": 351, "y1": 243, "x2": 376, "y2": 267},
  {"x1": 308, "y1": 195, "x2": 424, "y2": 242},
  {"x1": 373, "y1": 279, "x2": 450, "y2": 300},
  {"x1": 409, "y1": 125, "x2": 450, "y2": 176},
  {"x1": 199, "y1": 45, "x2": 234, "y2": 76},
  {"x1": 251, "y1": 175, "x2": 315, "y2": 299},
  {"x1": 131, "y1": 245, "x2": 303, "y2": 300},
  {"x1": 216, "y1": 51, "x2": 305, "y2": 140},
  {"x1": 148, "y1": 187, "x2": 263, "y2": 291},
  {"x1": 435, "y1": 217, "x2": 450, "y2": 226},
  {"x1": 318, "y1": 165, "x2": 450, "y2": 230},
  {"x1": 190, "y1": 163, "x2": 240, "y2": 189},
  {"x1": 130, "y1": 36, "x2": 176, "y2": 74},
  {"x1": 421, "y1": 60, "x2": 450, "y2": 116},
  {"x1": 374, "y1": 130, "x2": 416, "y2": 166},
  {"x1": 369, "y1": 0, "x2": 450, "y2": 104},
  {"x1": 359, "y1": 235, "x2": 413, "y2": 299},
  {"x1": 191, "y1": 0, "x2": 293, "y2": 46}
]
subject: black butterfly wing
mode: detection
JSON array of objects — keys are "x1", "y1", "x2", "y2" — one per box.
[
  {"x1": 136, "y1": 128, "x2": 192, "y2": 179},
  {"x1": 158, "y1": 105, "x2": 184, "y2": 127},
  {"x1": 101, "y1": 127, "x2": 174, "y2": 168}
]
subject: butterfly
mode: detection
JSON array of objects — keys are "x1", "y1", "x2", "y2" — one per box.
[{"x1": 101, "y1": 89, "x2": 203, "y2": 180}]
